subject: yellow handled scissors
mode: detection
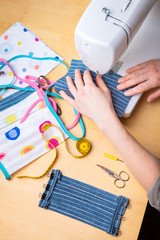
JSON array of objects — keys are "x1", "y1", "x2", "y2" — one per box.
[{"x1": 97, "y1": 164, "x2": 130, "y2": 188}]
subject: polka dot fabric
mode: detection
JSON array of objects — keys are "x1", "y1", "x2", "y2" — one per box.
[
  {"x1": 0, "y1": 22, "x2": 63, "y2": 98},
  {"x1": 0, "y1": 22, "x2": 66, "y2": 179},
  {"x1": 0, "y1": 92, "x2": 68, "y2": 179}
]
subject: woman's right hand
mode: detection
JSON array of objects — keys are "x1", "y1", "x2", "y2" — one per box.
[{"x1": 117, "y1": 59, "x2": 160, "y2": 102}]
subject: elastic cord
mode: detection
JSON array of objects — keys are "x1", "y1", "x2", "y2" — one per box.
[
  {"x1": 0, "y1": 56, "x2": 85, "y2": 139},
  {"x1": 0, "y1": 84, "x2": 35, "y2": 91},
  {"x1": 45, "y1": 84, "x2": 85, "y2": 141},
  {"x1": 20, "y1": 98, "x2": 43, "y2": 123},
  {"x1": 17, "y1": 139, "x2": 57, "y2": 179},
  {"x1": 17, "y1": 123, "x2": 90, "y2": 179},
  {"x1": 40, "y1": 123, "x2": 90, "y2": 158},
  {"x1": 0, "y1": 58, "x2": 16, "y2": 94},
  {"x1": 0, "y1": 162, "x2": 11, "y2": 180},
  {"x1": 0, "y1": 61, "x2": 57, "y2": 120},
  {"x1": 0, "y1": 57, "x2": 59, "y2": 119},
  {"x1": 0, "y1": 55, "x2": 68, "y2": 71}
]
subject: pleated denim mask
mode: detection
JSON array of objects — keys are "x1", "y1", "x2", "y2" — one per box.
[
  {"x1": 39, "y1": 169, "x2": 130, "y2": 236},
  {"x1": 54, "y1": 59, "x2": 131, "y2": 118}
]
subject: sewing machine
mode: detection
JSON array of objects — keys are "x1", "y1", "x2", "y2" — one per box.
[{"x1": 75, "y1": 0, "x2": 160, "y2": 117}]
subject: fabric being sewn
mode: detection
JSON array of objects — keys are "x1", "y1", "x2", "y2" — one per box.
[{"x1": 54, "y1": 59, "x2": 131, "y2": 118}]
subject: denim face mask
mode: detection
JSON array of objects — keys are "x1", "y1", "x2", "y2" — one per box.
[
  {"x1": 39, "y1": 169, "x2": 130, "y2": 236},
  {"x1": 54, "y1": 59, "x2": 131, "y2": 118}
]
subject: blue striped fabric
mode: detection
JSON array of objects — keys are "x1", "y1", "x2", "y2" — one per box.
[
  {"x1": 54, "y1": 59, "x2": 131, "y2": 118},
  {"x1": 0, "y1": 86, "x2": 33, "y2": 112},
  {"x1": 39, "y1": 170, "x2": 130, "y2": 236}
]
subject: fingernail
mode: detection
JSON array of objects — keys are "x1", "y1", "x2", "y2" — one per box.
[
  {"x1": 117, "y1": 84, "x2": 122, "y2": 90},
  {"x1": 124, "y1": 91, "x2": 130, "y2": 96},
  {"x1": 148, "y1": 97, "x2": 153, "y2": 103},
  {"x1": 118, "y1": 78, "x2": 123, "y2": 83},
  {"x1": 126, "y1": 68, "x2": 131, "y2": 73},
  {"x1": 97, "y1": 74, "x2": 102, "y2": 78}
]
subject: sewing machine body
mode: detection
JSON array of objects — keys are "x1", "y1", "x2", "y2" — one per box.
[{"x1": 75, "y1": 0, "x2": 160, "y2": 117}]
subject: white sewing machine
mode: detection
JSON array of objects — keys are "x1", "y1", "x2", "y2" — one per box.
[{"x1": 75, "y1": 0, "x2": 160, "y2": 117}]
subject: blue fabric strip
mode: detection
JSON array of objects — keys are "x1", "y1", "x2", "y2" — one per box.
[
  {"x1": 0, "y1": 85, "x2": 63, "y2": 112},
  {"x1": 0, "y1": 86, "x2": 33, "y2": 112},
  {"x1": 39, "y1": 170, "x2": 129, "y2": 236},
  {"x1": 0, "y1": 54, "x2": 68, "y2": 111},
  {"x1": 54, "y1": 60, "x2": 131, "y2": 118}
]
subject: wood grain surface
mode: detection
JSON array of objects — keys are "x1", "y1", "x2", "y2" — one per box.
[{"x1": 0, "y1": 1, "x2": 160, "y2": 240}]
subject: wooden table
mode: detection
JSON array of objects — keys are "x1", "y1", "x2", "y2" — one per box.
[{"x1": 0, "y1": 1, "x2": 160, "y2": 239}]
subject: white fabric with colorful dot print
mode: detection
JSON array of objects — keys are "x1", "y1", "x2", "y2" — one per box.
[
  {"x1": 0, "y1": 22, "x2": 63, "y2": 98},
  {"x1": 0, "y1": 22, "x2": 66, "y2": 178},
  {"x1": 0, "y1": 92, "x2": 68, "y2": 178}
]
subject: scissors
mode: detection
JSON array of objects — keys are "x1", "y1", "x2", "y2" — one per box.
[{"x1": 97, "y1": 164, "x2": 130, "y2": 188}]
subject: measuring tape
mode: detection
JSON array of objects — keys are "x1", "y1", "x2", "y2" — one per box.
[{"x1": 17, "y1": 123, "x2": 91, "y2": 179}]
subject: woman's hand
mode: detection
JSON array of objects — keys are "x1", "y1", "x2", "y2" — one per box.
[
  {"x1": 60, "y1": 69, "x2": 117, "y2": 129},
  {"x1": 60, "y1": 68, "x2": 160, "y2": 193},
  {"x1": 117, "y1": 59, "x2": 160, "y2": 102}
]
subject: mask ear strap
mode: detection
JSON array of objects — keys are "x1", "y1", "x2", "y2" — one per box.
[
  {"x1": 0, "y1": 58, "x2": 16, "y2": 94},
  {"x1": 17, "y1": 123, "x2": 91, "y2": 179},
  {"x1": 0, "y1": 55, "x2": 68, "y2": 71},
  {"x1": 0, "y1": 55, "x2": 86, "y2": 139},
  {"x1": 17, "y1": 138, "x2": 58, "y2": 179},
  {"x1": 0, "y1": 68, "x2": 82, "y2": 132},
  {"x1": 0, "y1": 162, "x2": 11, "y2": 180},
  {"x1": 45, "y1": 84, "x2": 85, "y2": 141}
]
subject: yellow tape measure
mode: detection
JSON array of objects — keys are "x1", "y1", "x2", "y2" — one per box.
[
  {"x1": 17, "y1": 123, "x2": 91, "y2": 179},
  {"x1": 76, "y1": 138, "x2": 91, "y2": 156}
]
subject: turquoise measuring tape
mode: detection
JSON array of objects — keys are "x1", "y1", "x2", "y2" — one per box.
[
  {"x1": 0, "y1": 55, "x2": 85, "y2": 141},
  {"x1": 0, "y1": 61, "x2": 15, "y2": 94},
  {"x1": 0, "y1": 55, "x2": 68, "y2": 70}
]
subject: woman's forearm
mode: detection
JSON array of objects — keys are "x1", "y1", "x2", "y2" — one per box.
[
  {"x1": 98, "y1": 115, "x2": 160, "y2": 190},
  {"x1": 60, "y1": 69, "x2": 160, "y2": 191}
]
